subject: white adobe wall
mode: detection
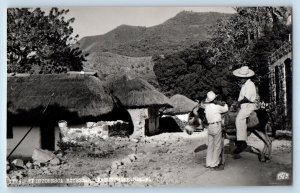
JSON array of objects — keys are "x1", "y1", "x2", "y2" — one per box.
[{"x1": 127, "y1": 108, "x2": 148, "y2": 138}]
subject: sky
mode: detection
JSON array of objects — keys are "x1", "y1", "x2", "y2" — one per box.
[{"x1": 60, "y1": 7, "x2": 236, "y2": 38}]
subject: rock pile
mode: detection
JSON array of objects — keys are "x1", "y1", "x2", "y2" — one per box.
[
  {"x1": 7, "y1": 148, "x2": 63, "y2": 184},
  {"x1": 8, "y1": 132, "x2": 196, "y2": 187},
  {"x1": 32, "y1": 148, "x2": 57, "y2": 163}
]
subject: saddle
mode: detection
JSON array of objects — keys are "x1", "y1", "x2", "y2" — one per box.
[{"x1": 223, "y1": 111, "x2": 260, "y2": 133}]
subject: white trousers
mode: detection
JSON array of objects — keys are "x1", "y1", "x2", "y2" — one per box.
[
  {"x1": 236, "y1": 104, "x2": 256, "y2": 141},
  {"x1": 206, "y1": 123, "x2": 223, "y2": 167}
]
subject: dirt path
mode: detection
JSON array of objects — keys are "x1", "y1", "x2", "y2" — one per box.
[{"x1": 7, "y1": 131, "x2": 292, "y2": 187}]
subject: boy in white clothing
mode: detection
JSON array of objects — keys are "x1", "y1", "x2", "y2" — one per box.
[{"x1": 202, "y1": 91, "x2": 228, "y2": 169}]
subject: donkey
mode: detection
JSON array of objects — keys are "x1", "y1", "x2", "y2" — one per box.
[{"x1": 185, "y1": 103, "x2": 272, "y2": 162}]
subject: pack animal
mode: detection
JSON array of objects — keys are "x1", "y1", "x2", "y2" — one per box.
[{"x1": 185, "y1": 104, "x2": 272, "y2": 162}]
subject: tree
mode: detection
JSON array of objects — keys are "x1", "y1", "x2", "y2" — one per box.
[
  {"x1": 208, "y1": 6, "x2": 291, "y2": 102},
  {"x1": 7, "y1": 8, "x2": 87, "y2": 74},
  {"x1": 153, "y1": 6, "x2": 291, "y2": 104},
  {"x1": 153, "y1": 42, "x2": 237, "y2": 103}
]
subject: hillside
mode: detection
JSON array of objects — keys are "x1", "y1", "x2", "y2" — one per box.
[
  {"x1": 83, "y1": 52, "x2": 158, "y2": 86},
  {"x1": 78, "y1": 11, "x2": 232, "y2": 57}
]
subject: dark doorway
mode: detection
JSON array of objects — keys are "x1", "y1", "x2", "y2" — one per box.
[
  {"x1": 284, "y1": 58, "x2": 292, "y2": 130},
  {"x1": 40, "y1": 115, "x2": 56, "y2": 151}
]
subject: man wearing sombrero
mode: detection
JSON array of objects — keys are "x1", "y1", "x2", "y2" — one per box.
[{"x1": 232, "y1": 66, "x2": 257, "y2": 158}]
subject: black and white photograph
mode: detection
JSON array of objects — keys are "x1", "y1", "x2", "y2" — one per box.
[{"x1": 6, "y1": 6, "x2": 292, "y2": 187}]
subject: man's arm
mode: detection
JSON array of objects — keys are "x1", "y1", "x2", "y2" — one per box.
[
  {"x1": 200, "y1": 100, "x2": 208, "y2": 109},
  {"x1": 218, "y1": 104, "x2": 228, "y2": 113}
]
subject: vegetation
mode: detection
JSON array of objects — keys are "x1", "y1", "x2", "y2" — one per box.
[
  {"x1": 7, "y1": 8, "x2": 87, "y2": 74},
  {"x1": 209, "y1": 7, "x2": 291, "y2": 102},
  {"x1": 153, "y1": 7, "x2": 292, "y2": 103},
  {"x1": 83, "y1": 52, "x2": 158, "y2": 86},
  {"x1": 7, "y1": 7, "x2": 291, "y2": 105},
  {"x1": 153, "y1": 41, "x2": 236, "y2": 103}
]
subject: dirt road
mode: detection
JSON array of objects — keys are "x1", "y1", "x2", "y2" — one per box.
[{"x1": 7, "y1": 131, "x2": 292, "y2": 187}]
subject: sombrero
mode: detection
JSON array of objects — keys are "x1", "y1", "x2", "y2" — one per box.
[
  {"x1": 205, "y1": 91, "x2": 217, "y2": 103},
  {"x1": 233, "y1": 66, "x2": 255, "y2": 78}
]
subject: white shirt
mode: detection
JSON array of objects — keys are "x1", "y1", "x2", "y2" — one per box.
[
  {"x1": 205, "y1": 103, "x2": 228, "y2": 124},
  {"x1": 238, "y1": 79, "x2": 257, "y2": 102}
]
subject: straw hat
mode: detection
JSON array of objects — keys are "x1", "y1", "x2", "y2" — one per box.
[
  {"x1": 205, "y1": 91, "x2": 217, "y2": 103},
  {"x1": 233, "y1": 66, "x2": 255, "y2": 78}
]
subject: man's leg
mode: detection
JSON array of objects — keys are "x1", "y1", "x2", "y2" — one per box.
[
  {"x1": 206, "y1": 131, "x2": 214, "y2": 167},
  {"x1": 220, "y1": 132, "x2": 225, "y2": 165},
  {"x1": 234, "y1": 108, "x2": 252, "y2": 156},
  {"x1": 211, "y1": 125, "x2": 222, "y2": 167}
]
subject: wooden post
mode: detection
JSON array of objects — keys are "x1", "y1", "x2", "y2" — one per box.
[{"x1": 148, "y1": 107, "x2": 159, "y2": 136}]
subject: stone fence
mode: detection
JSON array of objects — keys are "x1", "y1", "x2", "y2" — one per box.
[{"x1": 59, "y1": 120, "x2": 131, "y2": 144}]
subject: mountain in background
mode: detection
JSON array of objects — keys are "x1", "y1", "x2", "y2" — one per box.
[
  {"x1": 78, "y1": 11, "x2": 232, "y2": 57},
  {"x1": 80, "y1": 11, "x2": 232, "y2": 87}
]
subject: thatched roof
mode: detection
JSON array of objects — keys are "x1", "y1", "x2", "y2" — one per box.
[
  {"x1": 163, "y1": 94, "x2": 197, "y2": 115},
  {"x1": 106, "y1": 74, "x2": 172, "y2": 109},
  {"x1": 7, "y1": 74, "x2": 114, "y2": 117}
]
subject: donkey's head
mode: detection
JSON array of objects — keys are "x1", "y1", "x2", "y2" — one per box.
[{"x1": 184, "y1": 103, "x2": 206, "y2": 135}]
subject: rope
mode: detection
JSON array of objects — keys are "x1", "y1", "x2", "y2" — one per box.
[{"x1": 7, "y1": 92, "x2": 55, "y2": 160}]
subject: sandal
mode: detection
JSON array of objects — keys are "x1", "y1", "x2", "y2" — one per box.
[{"x1": 211, "y1": 165, "x2": 224, "y2": 171}]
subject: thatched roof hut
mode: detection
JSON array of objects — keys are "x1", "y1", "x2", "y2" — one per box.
[
  {"x1": 105, "y1": 74, "x2": 172, "y2": 137},
  {"x1": 106, "y1": 74, "x2": 172, "y2": 108},
  {"x1": 7, "y1": 74, "x2": 114, "y2": 118},
  {"x1": 163, "y1": 94, "x2": 197, "y2": 115},
  {"x1": 7, "y1": 73, "x2": 135, "y2": 151}
]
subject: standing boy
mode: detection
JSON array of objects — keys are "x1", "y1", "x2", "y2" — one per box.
[{"x1": 203, "y1": 91, "x2": 228, "y2": 169}]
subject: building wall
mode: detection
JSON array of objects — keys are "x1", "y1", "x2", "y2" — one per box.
[
  {"x1": 7, "y1": 124, "x2": 85, "y2": 158},
  {"x1": 269, "y1": 52, "x2": 292, "y2": 130},
  {"x1": 7, "y1": 126, "x2": 61, "y2": 159},
  {"x1": 127, "y1": 108, "x2": 148, "y2": 138}
]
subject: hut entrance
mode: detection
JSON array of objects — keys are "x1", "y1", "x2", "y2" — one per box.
[
  {"x1": 127, "y1": 107, "x2": 161, "y2": 138},
  {"x1": 7, "y1": 113, "x2": 13, "y2": 139},
  {"x1": 40, "y1": 115, "x2": 56, "y2": 151},
  {"x1": 147, "y1": 107, "x2": 160, "y2": 136}
]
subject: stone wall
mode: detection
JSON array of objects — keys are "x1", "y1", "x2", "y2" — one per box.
[
  {"x1": 60, "y1": 120, "x2": 130, "y2": 144},
  {"x1": 268, "y1": 43, "x2": 292, "y2": 131}
]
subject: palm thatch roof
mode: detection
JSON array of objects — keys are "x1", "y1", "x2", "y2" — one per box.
[
  {"x1": 7, "y1": 74, "x2": 114, "y2": 118},
  {"x1": 105, "y1": 74, "x2": 172, "y2": 109},
  {"x1": 163, "y1": 94, "x2": 197, "y2": 115}
]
